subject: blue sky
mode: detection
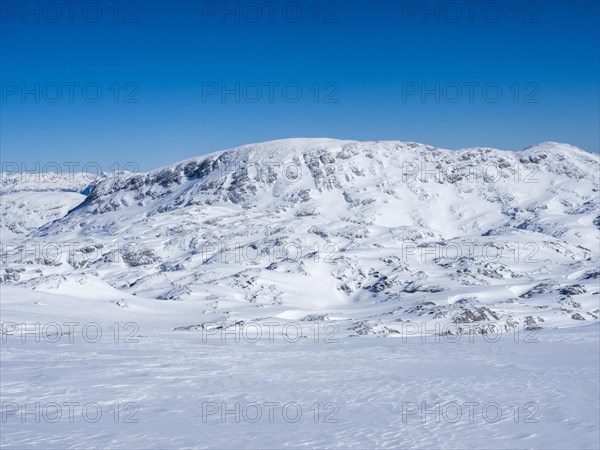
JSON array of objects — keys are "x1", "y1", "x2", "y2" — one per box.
[{"x1": 1, "y1": 0, "x2": 598, "y2": 171}]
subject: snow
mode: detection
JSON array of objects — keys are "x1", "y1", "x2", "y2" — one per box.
[
  {"x1": 1, "y1": 138, "x2": 599, "y2": 448},
  {"x1": 1, "y1": 288, "x2": 598, "y2": 448}
]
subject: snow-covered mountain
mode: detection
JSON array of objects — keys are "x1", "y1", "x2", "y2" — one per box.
[
  {"x1": 0, "y1": 172, "x2": 100, "y2": 240},
  {"x1": 2, "y1": 139, "x2": 599, "y2": 335}
]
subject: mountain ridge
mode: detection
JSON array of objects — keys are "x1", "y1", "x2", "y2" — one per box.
[{"x1": 1, "y1": 138, "x2": 599, "y2": 336}]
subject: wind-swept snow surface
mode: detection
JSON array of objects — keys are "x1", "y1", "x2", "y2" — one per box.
[
  {"x1": 1, "y1": 139, "x2": 599, "y2": 448},
  {"x1": 1, "y1": 297, "x2": 598, "y2": 449}
]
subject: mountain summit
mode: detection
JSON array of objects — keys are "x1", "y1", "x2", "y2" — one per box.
[{"x1": 2, "y1": 139, "x2": 599, "y2": 335}]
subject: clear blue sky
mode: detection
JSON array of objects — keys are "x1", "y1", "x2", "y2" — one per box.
[{"x1": 1, "y1": 0, "x2": 598, "y2": 171}]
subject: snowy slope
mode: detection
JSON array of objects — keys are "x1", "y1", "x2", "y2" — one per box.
[
  {"x1": 1, "y1": 138, "x2": 599, "y2": 449},
  {"x1": 0, "y1": 172, "x2": 100, "y2": 241},
  {"x1": 1, "y1": 139, "x2": 599, "y2": 335}
]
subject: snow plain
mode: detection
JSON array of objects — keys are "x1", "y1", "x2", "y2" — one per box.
[{"x1": 1, "y1": 294, "x2": 598, "y2": 449}]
